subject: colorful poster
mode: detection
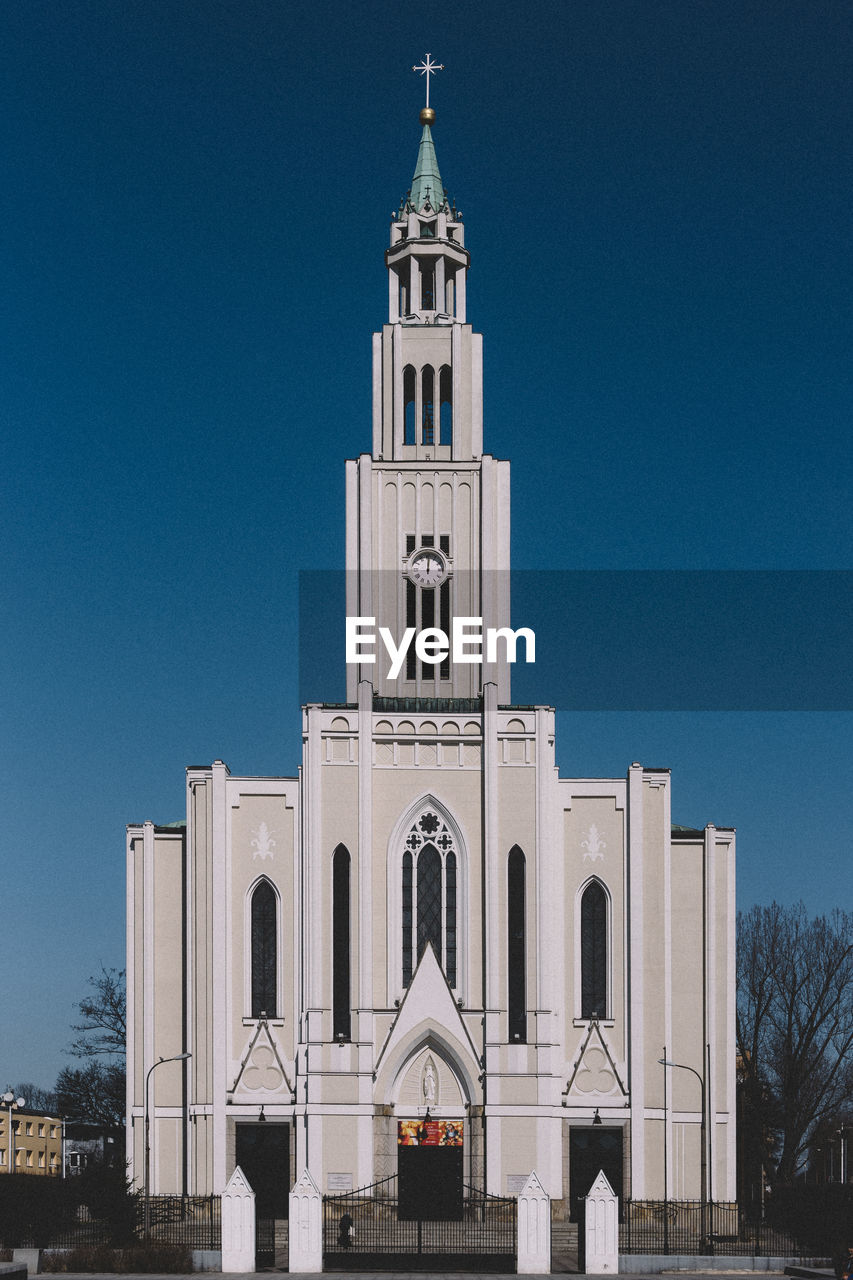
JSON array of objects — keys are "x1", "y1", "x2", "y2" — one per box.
[{"x1": 398, "y1": 1119, "x2": 463, "y2": 1146}]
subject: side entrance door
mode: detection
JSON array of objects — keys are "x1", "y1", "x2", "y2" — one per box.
[
  {"x1": 235, "y1": 1121, "x2": 290, "y2": 1266},
  {"x1": 569, "y1": 1126, "x2": 623, "y2": 1222}
]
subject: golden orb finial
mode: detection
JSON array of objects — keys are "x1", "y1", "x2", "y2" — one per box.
[{"x1": 420, "y1": 106, "x2": 436, "y2": 126}]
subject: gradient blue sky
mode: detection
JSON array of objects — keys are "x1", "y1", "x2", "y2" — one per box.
[{"x1": 2, "y1": 0, "x2": 851, "y2": 1089}]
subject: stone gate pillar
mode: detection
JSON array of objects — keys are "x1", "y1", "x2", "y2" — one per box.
[
  {"x1": 585, "y1": 1169, "x2": 618, "y2": 1274},
  {"x1": 517, "y1": 1169, "x2": 551, "y2": 1274},
  {"x1": 289, "y1": 1167, "x2": 323, "y2": 1273},
  {"x1": 221, "y1": 1166, "x2": 255, "y2": 1273}
]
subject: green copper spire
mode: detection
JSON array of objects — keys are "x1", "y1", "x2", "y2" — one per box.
[{"x1": 410, "y1": 122, "x2": 445, "y2": 212}]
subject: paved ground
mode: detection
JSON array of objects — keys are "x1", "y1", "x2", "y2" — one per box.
[{"x1": 29, "y1": 1272, "x2": 796, "y2": 1280}]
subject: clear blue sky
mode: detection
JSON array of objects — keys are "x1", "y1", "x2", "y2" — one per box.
[{"x1": 2, "y1": 0, "x2": 851, "y2": 1090}]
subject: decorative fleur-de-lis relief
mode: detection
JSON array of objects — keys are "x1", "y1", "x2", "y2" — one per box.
[
  {"x1": 251, "y1": 822, "x2": 276, "y2": 861},
  {"x1": 581, "y1": 824, "x2": 606, "y2": 862}
]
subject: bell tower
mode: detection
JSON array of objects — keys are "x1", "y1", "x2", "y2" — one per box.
[{"x1": 345, "y1": 89, "x2": 511, "y2": 702}]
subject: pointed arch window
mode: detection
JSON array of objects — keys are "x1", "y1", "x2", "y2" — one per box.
[
  {"x1": 581, "y1": 880, "x2": 608, "y2": 1019},
  {"x1": 403, "y1": 365, "x2": 416, "y2": 445},
  {"x1": 333, "y1": 845, "x2": 351, "y2": 1040},
  {"x1": 421, "y1": 365, "x2": 435, "y2": 445},
  {"x1": 507, "y1": 846, "x2": 526, "y2": 1042},
  {"x1": 420, "y1": 260, "x2": 435, "y2": 310},
  {"x1": 402, "y1": 809, "x2": 457, "y2": 987},
  {"x1": 251, "y1": 880, "x2": 277, "y2": 1018},
  {"x1": 439, "y1": 365, "x2": 452, "y2": 446}
]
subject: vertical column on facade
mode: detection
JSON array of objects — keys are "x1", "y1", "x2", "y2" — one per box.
[
  {"x1": 627, "y1": 763, "x2": 645, "y2": 1197},
  {"x1": 456, "y1": 263, "x2": 466, "y2": 322},
  {"x1": 482, "y1": 681, "x2": 501, "y2": 1194},
  {"x1": 303, "y1": 707, "x2": 324, "y2": 1181},
  {"x1": 703, "y1": 824, "x2": 717, "y2": 1205},
  {"x1": 388, "y1": 264, "x2": 399, "y2": 323},
  {"x1": 435, "y1": 257, "x2": 445, "y2": 314},
  {"x1": 662, "y1": 776, "x2": 674, "y2": 1200},
  {"x1": 142, "y1": 821, "x2": 155, "y2": 1190},
  {"x1": 356, "y1": 678, "x2": 375, "y2": 1188},
  {"x1": 450, "y1": 325, "x2": 462, "y2": 461},
  {"x1": 724, "y1": 832, "x2": 737, "y2": 1201},
  {"x1": 535, "y1": 706, "x2": 562, "y2": 1196},
  {"x1": 480, "y1": 456, "x2": 497, "y2": 690},
  {"x1": 411, "y1": 258, "x2": 422, "y2": 313},
  {"x1": 210, "y1": 761, "x2": 230, "y2": 1192}
]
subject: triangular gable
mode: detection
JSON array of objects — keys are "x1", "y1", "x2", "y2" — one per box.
[
  {"x1": 223, "y1": 1165, "x2": 254, "y2": 1197},
  {"x1": 564, "y1": 1017, "x2": 628, "y2": 1098},
  {"x1": 518, "y1": 1170, "x2": 547, "y2": 1199},
  {"x1": 588, "y1": 1169, "x2": 616, "y2": 1198},
  {"x1": 374, "y1": 943, "x2": 480, "y2": 1092},
  {"x1": 230, "y1": 1017, "x2": 293, "y2": 1097},
  {"x1": 292, "y1": 1166, "x2": 321, "y2": 1197}
]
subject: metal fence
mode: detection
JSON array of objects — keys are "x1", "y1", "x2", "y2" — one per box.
[
  {"x1": 8, "y1": 1195, "x2": 221, "y2": 1252},
  {"x1": 620, "y1": 1200, "x2": 805, "y2": 1256},
  {"x1": 323, "y1": 1176, "x2": 516, "y2": 1270},
  {"x1": 138, "y1": 1195, "x2": 221, "y2": 1249}
]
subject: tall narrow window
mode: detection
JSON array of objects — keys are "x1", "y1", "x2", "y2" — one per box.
[
  {"x1": 332, "y1": 845, "x2": 351, "y2": 1040},
  {"x1": 402, "y1": 852, "x2": 413, "y2": 986},
  {"x1": 251, "y1": 880, "x2": 277, "y2": 1018},
  {"x1": 421, "y1": 261, "x2": 435, "y2": 309},
  {"x1": 581, "y1": 880, "x2": 607, "y2": 1018},
  {"x1": 402, "y1": 809, "x2": 460, "y2": 988},
  {"x1": 403, "y1": 365, "x2": 416, "y2": 445},
  {"x1": 417, "y1": 845, "x2": 442, "y2": 960},
  {"x1": 421, "y1": 365, "x2": 435, "y2": 445},
  {"x1": 508, "y1": 846, "x2": 526, "y2": 1041},
  {"x1": 439, "y1": 365, "x2": 452, "y2": 446}
]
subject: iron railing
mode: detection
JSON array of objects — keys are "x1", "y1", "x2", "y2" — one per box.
[
  {"x1": 323, "y1": 1176, "x2": 516, "y2": 1270},
  {"x1": 620, "y1": 1200, "x2": 805, "y2": 1256},
  {"x1": 138, "y1": 1195, "x2": 221, "y2": 1249}
]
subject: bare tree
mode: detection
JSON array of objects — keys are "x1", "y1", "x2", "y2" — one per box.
[
  {"x1": 69, "y1": 967, "x2": 126, "y2": 1060},
  {"x1": 8, "y1": 1082, "x2": 57, "y2": 1114},
  {"x1": 55, "y1": 1062, "x2": 125, "y2": 1129},
  {"x1": 737, "y1": 902, "x2": 853, "y2": 1184}
]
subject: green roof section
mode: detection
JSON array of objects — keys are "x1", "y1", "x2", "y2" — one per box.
[{"x1": 410, "y1": 124, "x2": 444, "y2": 212}]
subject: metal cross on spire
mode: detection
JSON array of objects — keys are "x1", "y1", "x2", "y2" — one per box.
[{"x1": 412, "y1": 53, "x2": 444, "y2": 110}]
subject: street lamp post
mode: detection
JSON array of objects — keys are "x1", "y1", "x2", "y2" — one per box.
[
  {"x1": 144, "y1": 1054, "x2": 191, "y2": 1237},
  {"x1": 3, "y1": 1091, "x2": 26, "y2": 1174},
  {"x1": 659, "y1": 1058, "x2": 708, "y2": 1254}
]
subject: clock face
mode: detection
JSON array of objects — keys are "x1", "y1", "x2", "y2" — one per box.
[{"x1": 407, "y1": 549, "x2": 448, "y2": 587}]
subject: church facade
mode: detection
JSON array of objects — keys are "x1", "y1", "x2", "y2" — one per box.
[{"x1": 126, "y1": 106, "x2": 737, "y2": 1218}]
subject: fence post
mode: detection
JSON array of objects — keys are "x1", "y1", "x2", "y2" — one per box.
[
  {"x1": 289, "y1": 1167, "x2": 323, "y2": 1273},
  {"x1": 585, "y1": 1170, "x2": 619, "y2": 1274},
  {"x1": 517, "y1": 1170, "x2": 550, "y2": 1274},
  {"x1": 221, "y1": 1166, "x2": 256, "y2": 1273}
]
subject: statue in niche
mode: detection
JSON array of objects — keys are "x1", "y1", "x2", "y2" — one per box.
[{"x1": 422, "y1": 1056, "x2": 438, "y2": 1105}]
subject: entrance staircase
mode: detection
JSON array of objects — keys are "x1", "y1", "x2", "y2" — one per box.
[{"x1": 551, "y1": 1219, "x2": 579, "y2": 1273}]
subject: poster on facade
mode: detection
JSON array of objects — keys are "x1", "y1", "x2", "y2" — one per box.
[{"x1": 398, "y1": 1119, "x2": 463, "y2": 1146}]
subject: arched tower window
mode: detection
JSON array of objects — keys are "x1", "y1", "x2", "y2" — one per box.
[
  {"x1": 439, "y1": 365, "x2": 452, "y2": 446},
  {"x1": 333, "y1": 844, "x2": 351, "y2": 1040},
  {"x1": 421, "y1": 365, "x2": 435, "y2": 445},
  {"x1": 507, "y1": 846, "x2": 526, "y2": 1042},
  {"x1": 403, "y1": 365, "x2": 416, "y2": 445},
  {"x1": 402, "y1": 809, "x2": 458, "y2": 988},
  {"x1": 420, "y1": 259, "x2": 435, "y2": 310},
  {"x1": 251, "y1": 879, "x2": 277, "y2": 1018},
  {"x1": 581, "y1": 880, "x2": 608, "y2": 1019}
]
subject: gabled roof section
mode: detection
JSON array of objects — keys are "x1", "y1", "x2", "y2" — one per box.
[
  {"x1": 409, "y1": 124, "x2": 445, "y2": 213},
  {"x1": 373, "y1": 942, "x2": 479, "y2": 1084}
]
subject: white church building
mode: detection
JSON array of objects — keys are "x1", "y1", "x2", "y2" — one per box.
[{"x1": 126, "y1": 98, "x2": 737, "y2": 1226}]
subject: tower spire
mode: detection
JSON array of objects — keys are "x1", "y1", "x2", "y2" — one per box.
[{"x1": 409, "y1": 54, "x2": 446, "y2": 212}]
